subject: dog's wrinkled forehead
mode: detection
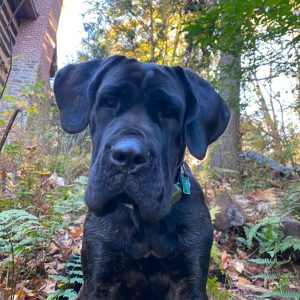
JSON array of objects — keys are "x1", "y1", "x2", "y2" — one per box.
[{"x1": 98, "y1": 61, "x2": 185, "y2": 106}]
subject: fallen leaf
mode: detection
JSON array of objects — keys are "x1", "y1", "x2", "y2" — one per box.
[
  {"x1": 221, "y1": 250, "x2": 229, "y2": 270},
  {"x1": 70, "y1": 227, "x2": 83, "y2": 239},
  {"x1": 238, "y1": 276, "x2": 251, "y2": 285},
  {"x1": 38, "y1": 278, "x2": 56, "y2": 293},
  {"x1": 235, "y1": 261, "x2": 245, "y2": 274},
  {"x1": 13, "y1": 289, "x2": 26, "y2": 300}
]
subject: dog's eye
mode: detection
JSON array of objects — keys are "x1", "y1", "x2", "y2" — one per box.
[
  {"x1": 160, "y1": 106, "x2": 177, "y2": 119},
  {"x1": 104, "y1": 97, "x2": 118, "y2": 108}
]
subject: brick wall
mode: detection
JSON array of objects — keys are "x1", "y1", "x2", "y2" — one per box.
[{"x1": 5, "y1": 0, "x2": 63, "y2": 98}]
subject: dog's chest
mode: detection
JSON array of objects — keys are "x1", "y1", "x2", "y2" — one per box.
[{"x1": 113, "y1": 255, "x2": 182, "y2": 299}]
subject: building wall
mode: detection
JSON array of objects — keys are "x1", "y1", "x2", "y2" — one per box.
[{"x1": 5, "y1": 0, "x2": 62, "y2": 98}]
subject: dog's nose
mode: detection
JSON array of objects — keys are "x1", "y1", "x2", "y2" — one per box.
[{"x1": 111, "y1": 138, "x2": 148, "y2": 173}]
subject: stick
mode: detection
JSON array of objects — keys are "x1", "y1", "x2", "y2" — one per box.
[{"x1": 0, "y1": 108, "x2": 21, "y2": 153}]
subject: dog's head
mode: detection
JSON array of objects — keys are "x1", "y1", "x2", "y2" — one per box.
[{"x1": 54, "y1": 55, "x2": 230, "y2": 222}]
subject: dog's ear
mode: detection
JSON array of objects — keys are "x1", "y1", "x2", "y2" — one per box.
[
  {"x1": 54, "y1": 56, "x2": 126, "y2": 134},
  {"x1": 182, "y1": 69, "x2": 231, "y2": 160}
]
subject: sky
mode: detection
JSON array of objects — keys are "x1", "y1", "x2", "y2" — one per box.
[{"x1": 57, "y1": 0, "x2": 89, "y2": 67}]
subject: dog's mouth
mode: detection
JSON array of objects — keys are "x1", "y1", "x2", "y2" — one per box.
[
  {"x1": 102, "y1": 193, "x2": 139, "y2": 215},
  {"x1": 86, "y1": 176, "x2": 172, "y2": 222}
]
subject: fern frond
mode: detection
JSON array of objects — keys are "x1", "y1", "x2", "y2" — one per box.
[
  {"x1": 47, "y1": 288, "x2": 78, "y2": 300},
  {"x1": 69, "y1": 276, "x2": 84, "y2": 284},
  {"x1": 252, "y1": 273, "x2": 295, "y2": 280},
  {"x1": 249, "y1": 258, "x2": 273, "y2": 265},
  {"x1": 259, "y1": 290, "x2": 300, "y2": 299}
]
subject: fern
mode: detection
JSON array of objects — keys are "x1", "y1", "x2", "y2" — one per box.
[
  {"x1": 240, "y1": 214, "x2": 300, "y2": 261},
  {"x1": 47, "y1": 289, "x2": 78, "y2": 300},
  {"x1": 241, "y1": 216, "x2": 281, "y2": 249},
  {"x1": 258, "y1": 290, "x2": 300, "y2": 299},
  {"x1": 252, "y1": 273, "x2": 295, "y2": 280},
  {"x1": 0, "y1": 209, "x2": 46, "y2": 259},
  {"x1": 248, "y1": 257, "x2": 273, "y2": 265},
  {"x1": 48, "y1": 253, "x2": 83, "y2": 299},
  {"x1": 0, "y1": 209, "x2": 47, "y2": 295},
  {"x1": 279, "y1": 235, "x2": 300, "y2": 253},
  {"x1": 249, "y1": 258, "x2": 299, "y2": 300},
  {"x1": 281, "y1": 182, "x2": 300, "y2": 220}
]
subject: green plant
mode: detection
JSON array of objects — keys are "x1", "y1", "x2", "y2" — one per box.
[
  {"x1": 258, "y1": 290, "x2": 300, "y2": 299},
  {"x1": 47, "y1": 253, "x2": 83, "y2": 300},
  {"x1": 281, "y1": 182, "x2": 300, "y2": 221},
  {"x1": 0, "y1": 209, "x2": 47, "y2": 299},
  {"x1": 0, "y1": 79, "x2": 90, "y2": 297},
  {"x1": 238, "y1": 215, "x2": 300, "y2": 258},
  {"x1": 44, "y1": 177, "x2": 87, "y2": 235},
  {"x1": 248, "y1": 259, "x2": 300, "y2": 299},
  {"x1": 207, "y1": 277, "x2": 232, "y2": 300}
]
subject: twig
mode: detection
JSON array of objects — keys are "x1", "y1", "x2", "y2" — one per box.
[{"x1": 0, "y1": 108, "x2": 21, "y2": 153}]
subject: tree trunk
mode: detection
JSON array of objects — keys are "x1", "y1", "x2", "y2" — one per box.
[
  {"x1": 209, "y1": 53, "x2": 241, "y2": 173},
  {"x1": 148, "y1": 0, "x2": 155, "y2": 62}
]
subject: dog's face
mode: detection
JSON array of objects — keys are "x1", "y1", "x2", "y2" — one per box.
[{"x1": 54, "y1": 56, "x2": 230, "y2": 222}]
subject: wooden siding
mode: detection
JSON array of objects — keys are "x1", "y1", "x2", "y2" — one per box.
[{"x1": 0, "y1": 0, "x2": 20, "y2": 87}]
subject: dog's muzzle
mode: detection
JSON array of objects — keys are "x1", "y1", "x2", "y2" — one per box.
[{"x1": 85, "y1": 133, "x2": 171, "y2": 223}]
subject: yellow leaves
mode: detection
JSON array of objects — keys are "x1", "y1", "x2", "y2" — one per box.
[
  {"x1": 14, "y1": 100, "x2": 38, "y2": 114},
  {"x1": 26, "y1": 103, "x2": 38, "y2": 114},
  {"x1": 140, "y1": 42, "x2": 151, "y2": 52},
  {"x1": 6, "y1": 180, "x2": 18, "y2": 191},
  {"x1": 3, "y1": 109, "x2": 14, "y2": 118}
]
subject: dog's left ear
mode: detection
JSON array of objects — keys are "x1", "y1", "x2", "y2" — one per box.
[
  {"x1": 182, "y1": 69, "x2": 231, "y2": 160},
  {"x1": 54, "y1": 55, "x2": 127, "y2": 134}
]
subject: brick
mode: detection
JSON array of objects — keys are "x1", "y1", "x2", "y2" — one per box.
[{"x1": 5, "y1": 0, "x2": 63, "y2": 99}]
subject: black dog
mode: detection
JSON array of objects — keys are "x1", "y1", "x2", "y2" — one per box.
[{"x1": 54, "y1": 55, "x2": 230, "y2": 299}]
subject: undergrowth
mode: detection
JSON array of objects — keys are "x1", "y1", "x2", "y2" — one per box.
[
  {"x1": 47, "y1": 253, "x2": 83, "y2": 300},
  {"x1": 237, "y1": 179, "x2": 300, "y2": 299},
  {"x1": 0, "y1": 81, "x2": 88, "y2": 298},
  {"x1": 0, "y1": 209, "x2": 47, "y2": 298}
]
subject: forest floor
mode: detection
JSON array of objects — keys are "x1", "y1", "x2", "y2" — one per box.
[{"x1": 0, "y1": 168, "x2": 299, "y2": 300}]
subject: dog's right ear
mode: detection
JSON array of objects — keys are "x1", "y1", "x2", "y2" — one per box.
[{"x1": 54, "y1": 56, "x2": 126, "y2": 134}]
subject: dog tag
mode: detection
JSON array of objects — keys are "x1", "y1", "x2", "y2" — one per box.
[
  {"x1": 171, "y1": 183, "x2": 182, "y2": 204},
  {"x1": 182, "y1": 175, "x2": 191, "y2": 195}
]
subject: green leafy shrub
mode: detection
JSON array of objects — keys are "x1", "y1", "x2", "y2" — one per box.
[{"x1": 0, "y1": 209, "x2": 47, "y2": 297}]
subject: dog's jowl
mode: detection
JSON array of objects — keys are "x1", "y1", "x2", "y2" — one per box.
[{"x1": 54, "y1": 56, "x2": 230, "y2": 300}]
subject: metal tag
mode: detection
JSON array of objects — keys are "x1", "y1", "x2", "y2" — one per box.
[{"x1": 182, "y1": 175, "x2": 191, "y2": 195}]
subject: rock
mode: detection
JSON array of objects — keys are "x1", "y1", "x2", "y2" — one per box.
[
  {"x1": 48, "y1": 172, "x2": 65, "y2": 188},
  {"x1": 212, "y1": 194, "x2": 245, "y2": 232},
  {"x1": 211, "y1": 189, "x2": 283, "y2": 229},
  {"x1": 231, "y1": 194, "x2": 257, "y2": 223},
  {"x1": 280, "y1": 216, "x2": 300, "y2": 239}
]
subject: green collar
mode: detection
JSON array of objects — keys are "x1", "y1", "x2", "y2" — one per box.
[{"x1": 171, "y1": 164, "x2": 191, "y2": 205}]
